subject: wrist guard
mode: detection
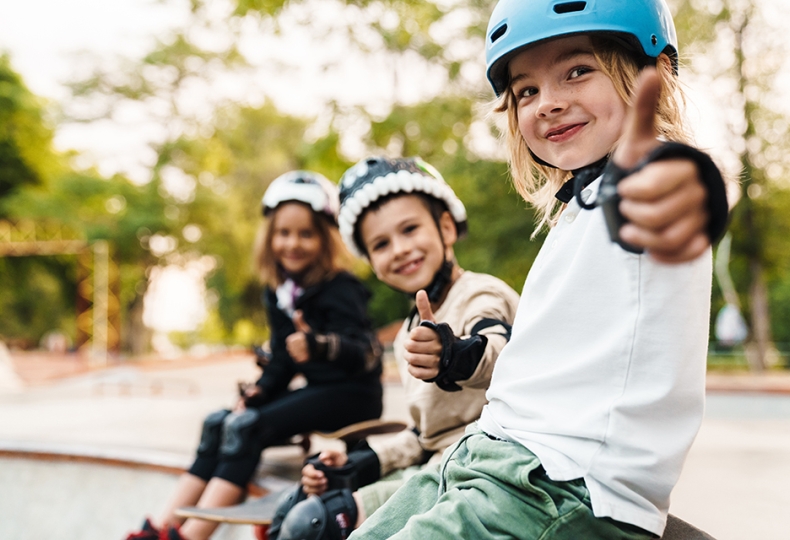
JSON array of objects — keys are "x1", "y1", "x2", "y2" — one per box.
[
  {"x1": 420, "y1": 321, "x2": 487, "y2": 392},
  {"x1": 306, "y1": 443, "x2": 381, "y2": 492},
  {"x1": 596, "y1": 142, "x2": 728, "y2": 253}
]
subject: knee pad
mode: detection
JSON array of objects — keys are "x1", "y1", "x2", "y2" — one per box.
[
  {"x1": 278, "y1": 489, "x2": 358, "y2": 540},
  {"x1": 268, "y1": 485, "x2": 307, "y2": 540},
  {"x1": 197, "y1": 409, "x2": 231, "y2": 457},
  {"x1": 219, "y1": 409, "x2": 260, "y2": 458}
]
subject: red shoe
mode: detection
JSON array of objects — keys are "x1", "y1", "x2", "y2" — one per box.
[
  {"x1": 124, "y1": 518, "x2": 160, "y2": 540},
  {"x1": 254, "y1": 524, "x2": 270, "y2": 540},
  {"x1": 162, "y1": 525, "x2": 187, "y2": 540}
]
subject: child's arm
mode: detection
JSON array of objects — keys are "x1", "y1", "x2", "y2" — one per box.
[
  {"x1": 297, "y1": 275, "x2": 381, "y2": 375},
  {"x1": 285, "y1": 311, "x2": 312, "y2": 363},
  {"x1": 402, "y1": 291, "x2": 443, "y2": 382},
  {"x1": 255, "y1": 292, "x2": 298, "y2": 395},
  {"x1": 613, "y1": 68, "x2": 729, "y2": 263},
  {"x1": 405, "y1": 289, "x2": 514, "y2": 392}
]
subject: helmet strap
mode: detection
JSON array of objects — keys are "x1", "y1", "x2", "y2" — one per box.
[
  {"x1": 425, "y1": 259, "x2": 456, "y2": 304},
  {"x1": 541, "y1": 154, "x2": 609, "y2": 204}
]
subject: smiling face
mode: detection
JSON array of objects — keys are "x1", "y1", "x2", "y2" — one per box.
[
  {"x1": 358, "y1": 194, "x2": 456, "y2": 294},
  {"x1": 509, "y1": 35, "x2": 628, "y2": 171},
  {"x1": 269, "y1": 202, "x2": 324, "y2": 277}
]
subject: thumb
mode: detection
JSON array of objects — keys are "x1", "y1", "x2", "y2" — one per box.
[
  {"x1": 415, "y1": 290, "x2": 436, "y2": 323},
  {"x1": 613, "y1": 67, "x2": 661, "y2": 169},
  {"x1": 292, "y1": 310, "x2": 311, "y2": 333}
]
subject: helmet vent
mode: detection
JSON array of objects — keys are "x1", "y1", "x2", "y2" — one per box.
[
  {"x1": 490, "y1": 23, "x2": 507, "y2": 43},
  {"x1": 553, "y1": 2, "x2": 587, "y2": 14}
]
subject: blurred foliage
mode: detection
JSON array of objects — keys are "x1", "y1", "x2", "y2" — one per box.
[
  {"x1": 3, "y1": 0, "x2": 790, "y2": 363},
  {"x1": 0, "y1": 54, "x2": 58, "y2": 203},
  {"x1": 673, "y1": 0, "x2": 790, "y2": 367}
]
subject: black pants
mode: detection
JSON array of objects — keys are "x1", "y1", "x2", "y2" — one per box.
[{"x1": 188, "y1": 379, "x2": 383, "y2": 487}]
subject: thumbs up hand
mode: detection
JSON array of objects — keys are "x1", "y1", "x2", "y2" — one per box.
[
  {"x1": 404, "y1": 290, "x2": 443, "y2": 381},
  {"x1": 613, "y1": 67, "x2": 709, "y2": 263},
  {"x1": 286, "y1": 310, "x2": 312, "y2": 363}
]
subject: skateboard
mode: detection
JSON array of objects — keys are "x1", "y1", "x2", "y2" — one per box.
[
  {"x1": 175, "y1": 484, "x2": 296, "y2": 525},
  {"x1": 315, "y1": 419, "x2": 407, "y2": 448},
  {"x1": 662, "y1": 514, "x2": 717, "y2": 540},
  {"x1": 288, "y1": 418, "x2": 408, "y2": 455}
]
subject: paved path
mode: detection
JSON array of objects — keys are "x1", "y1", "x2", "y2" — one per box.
[{"x1": 1, "y1": 350, "x2": 788, "y2": 539}]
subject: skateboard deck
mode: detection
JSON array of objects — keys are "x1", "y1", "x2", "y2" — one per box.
[
  {"x1": 175, "y1": 484, "x2": 296, "y2": 525},
  {"x1": 316, "y1": 419, "x2": 407, "y2": 444},
  {"x1": 662, "y1": 514, "x2": 717, "y2": 540}
]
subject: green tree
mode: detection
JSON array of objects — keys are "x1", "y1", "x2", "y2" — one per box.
[
  {"x1": 0, "y1": 54, "x2": 58, "y2": 205},
  {"x1": 674, "y1": 0, "x2": 790, "y2": 369}
]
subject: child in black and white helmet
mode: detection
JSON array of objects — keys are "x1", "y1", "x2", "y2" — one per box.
[
  {"x1": 126, "y1": 171, "x2": 383, "y2": 540},
  {"x1": 270, "y1": 156, "x2": 520, "y2": 539}
]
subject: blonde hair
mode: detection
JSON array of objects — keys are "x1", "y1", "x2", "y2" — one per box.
[
  {"x1": 495, "y1": 36, "x2": 690, "y2": 234},
  {"x1": 253, "y1": 202, "x2": 354, "y2": 289}
]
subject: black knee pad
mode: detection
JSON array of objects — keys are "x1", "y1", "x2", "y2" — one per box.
[
  {"x1": 219, "y1": 409, "x2": 260, "y2": 458},
  {"x1": 196, "y1": 409, "x2": 231, "y2": 457},
  {"x1": 278, "y1": 489, "x2": 358, "y2": 540},
  {"x1": 269, "y1": 485, "x2": 307, "y2": 540}
]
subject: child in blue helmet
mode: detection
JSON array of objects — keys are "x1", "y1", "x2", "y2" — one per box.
[
  {"x1": 126, "y1": 171, "x2": 383, "y2": 540},
  {"x1": 350, "y1": 1, "x2": 728, "y2": 539}
]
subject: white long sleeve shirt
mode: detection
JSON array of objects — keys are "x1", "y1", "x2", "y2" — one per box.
[{"x1": 478, "y1": 178, "x2": 712, "y2": 535}]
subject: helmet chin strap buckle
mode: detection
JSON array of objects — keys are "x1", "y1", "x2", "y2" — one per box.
[{"x1": 425, "y1": 260, "x2": 455, "y2": 304}]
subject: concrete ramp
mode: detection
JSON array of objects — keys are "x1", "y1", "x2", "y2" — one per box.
[{"x1": 0, "y1": 445, "x2": 254, "y2": 540}]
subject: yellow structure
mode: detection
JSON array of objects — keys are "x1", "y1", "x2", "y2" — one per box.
[{"x1": 0, "y1": 220, "x2": 120, "y2": 365}]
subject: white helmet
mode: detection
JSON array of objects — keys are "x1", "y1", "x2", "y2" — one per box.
[{"x1": 262, "y1": 170, "x2": 340, "y2": 222}]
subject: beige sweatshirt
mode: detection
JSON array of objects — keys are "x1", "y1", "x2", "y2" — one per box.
[{"x1": 369, "y1": 270, "x2": 520, "y2": 476}]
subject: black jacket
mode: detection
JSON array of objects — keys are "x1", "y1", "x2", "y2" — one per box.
[{"x1": 256, "y1": 271, "x2": 382, "y2": 396}]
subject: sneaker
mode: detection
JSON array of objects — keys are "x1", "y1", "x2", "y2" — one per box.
[
  {"x1": 253, "y1": 524, "x2": 270, "y2": 540},
  {"x1": 124, "y1": 518, "x2": 160, "y2": 540},
  {"x1": 162, "y1": 525, "x2": 186, "y2": 540}
]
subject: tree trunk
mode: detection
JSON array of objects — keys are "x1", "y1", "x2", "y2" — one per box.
[
  {"x1": 746, "y1": 258, "x2": 769, "y2": 371},
  {"x1": 122, "y1": 294, "x2": 152, "y2": 357}
]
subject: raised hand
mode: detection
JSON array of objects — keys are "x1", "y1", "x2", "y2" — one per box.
[
  {"x1": 286, "y1": 310, "x2": 312, "y2": 363},
  {"x1": 301, "y1": 449, "x2": 348, "y2": 496},
  {"x1": 404, "y1": 290, "x2": 443, "y2": 381},
  {"x1": 614, "y1": 67, "x2": 709, "y2": 263}
]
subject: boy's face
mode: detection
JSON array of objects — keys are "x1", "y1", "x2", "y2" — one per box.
[
  {"x1": 508, "y1": 35, "x2": 628, "y2": 171},
  {"x1": 359, "y1": 194, "x2": 455, "y2": 294},
  {"x1": 270, "y1": 202, "x2": 323, "y2": 276}
]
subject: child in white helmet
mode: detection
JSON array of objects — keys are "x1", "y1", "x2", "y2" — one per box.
[
  {"x1": 126, "y1": 171, "x2": 383, "y2": 540},
  {"x1": 349, "y1": 0, "x2": 728, "y2": 538},
  {"x1": 268, "y1": 156, "x2": 520, "y2": 540}
]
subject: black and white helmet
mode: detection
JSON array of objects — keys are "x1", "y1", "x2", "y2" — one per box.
[
  {"x1": 262, "y1": 170, "x2": 340, "y2": 222},
  {"x1": 338, "y1": 156, "x2": 468, "y2": 257}
]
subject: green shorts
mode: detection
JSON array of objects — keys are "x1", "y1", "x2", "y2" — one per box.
[
  {"x1": 357, "y1": 464, "x2": 437, "y2": 519},
  {"x1": 350, "y1": 425, "x2": 655, "y2": 540}
]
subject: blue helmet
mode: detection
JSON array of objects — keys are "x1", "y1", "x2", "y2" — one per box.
[{"x1": 486, "y1": 0, "x2": 678, "y2": 96}]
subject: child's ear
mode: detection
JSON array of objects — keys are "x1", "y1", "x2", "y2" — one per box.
[{"x1": 439, "y1": 211, "x2": 457, "y2": 247}]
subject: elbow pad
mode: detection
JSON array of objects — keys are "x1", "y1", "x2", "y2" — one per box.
[{"x1": 306, "y1": 442, "x2": 381, "y2": 491}]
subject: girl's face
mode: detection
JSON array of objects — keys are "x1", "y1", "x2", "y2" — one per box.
[
  {"x1": 270, "y1": 202, "x2": 323, "y2": 277},
  {"x1": 359, "y1": 195, "x2": 455, "y2": 294},
  {"x1": 509, "y1": 35, "x2": 628, "y2": 171}
]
